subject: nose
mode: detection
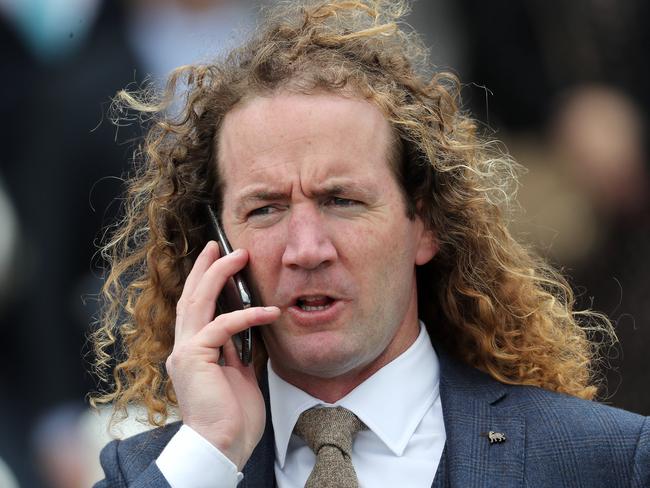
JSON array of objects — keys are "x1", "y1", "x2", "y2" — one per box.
[{"x1": 281, "y1": 203, "x2": 337, "y2": 270}]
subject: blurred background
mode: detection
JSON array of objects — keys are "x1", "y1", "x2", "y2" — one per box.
[{"x1": 0, "y1": 0, "x2": 647, "y2": 486}]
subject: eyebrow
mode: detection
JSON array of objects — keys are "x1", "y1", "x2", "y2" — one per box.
[
  {"x1": 233, "y1": 189, "x2": 288, "y2": 216},
  {"x1": 314, "y1": 184, "x2": 377, "y2": 205},
  {"x1": 233, "y1": 182, "x2": 374, "y2": 214}
]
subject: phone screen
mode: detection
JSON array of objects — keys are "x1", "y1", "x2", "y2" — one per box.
[{"x1": 205, "y1": 205, "x2": 253, "y2": 364}]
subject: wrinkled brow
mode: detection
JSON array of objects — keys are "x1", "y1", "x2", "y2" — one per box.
[
  {"x1": 233, "y1": 182, "x2": 374, "y2": 214},
  {"x1": 233, "y1": 190, "x2": 288, "y2": 214}
]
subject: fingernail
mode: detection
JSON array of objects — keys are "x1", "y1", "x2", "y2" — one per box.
[
  {"x1": 232, "y1": 248, "x2": 244, "y2": 257},
  {"x1": 264, "y1": 306, "x2": 279, "y2": 312}
]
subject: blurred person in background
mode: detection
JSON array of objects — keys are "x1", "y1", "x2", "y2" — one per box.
[
  {"x1": 31, "y1": 404, "x2": 87, "y2": 488},
  {"x1": 0, "y1": 0, "x2": 102, "y2": 63},
  {"x1": 453, "y1": 0, "x2": 650, "y2": 415},
  {"x1": 0, "y1": 457, "x2": 19, "y2": 488},
  {"x1": 0, "y1": 173, "x2": 20, "y2": 488},
  {"x1": 0, "y1": 175, "x2": 18, "y2": 317},
  {"x1": 1, "y1": 0, "x2": 256, "y2": 486},
  {"x1": 0, "y1": 9, "x2": 43, "y2": 487},
  {"x1": 551, "y1": 85, "x2": 650, "y2": 414}
]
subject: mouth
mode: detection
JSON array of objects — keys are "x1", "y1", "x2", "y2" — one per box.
[
  {"x1": 286, "y1": 294, "x2": 345, "y2": 326},
  {"x1": 293, "y1": 295, "x2": 336, "y2": 312}
]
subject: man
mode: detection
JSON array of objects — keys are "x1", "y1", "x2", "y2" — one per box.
[{"x1": 92, "y1": 1, "x2": 649, "y2": 486}]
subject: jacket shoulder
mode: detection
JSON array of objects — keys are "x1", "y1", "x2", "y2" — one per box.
[
  {"x1": 97, "y1": 421, "x2": 182, "y2": 485},
  {"x1": 507, "y1": 383, "x2": 646, "y2": 436},
  {"x1": 506, "y1": 385, "x2": 649, "y2": 486}
]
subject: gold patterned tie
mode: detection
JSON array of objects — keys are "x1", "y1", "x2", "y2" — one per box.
[{"x1": 293, "y1": 407, "x2": 367, "y2": 488}]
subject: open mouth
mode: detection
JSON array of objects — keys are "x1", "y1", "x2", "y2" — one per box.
[{"x1": 295, "y1": 295, "x2": 336, "y2": 311}]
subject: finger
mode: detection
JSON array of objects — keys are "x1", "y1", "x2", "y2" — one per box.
[
  {"x1": 193, "y1": 306, "x2": 280, "y2": 350},
  {"x1": 176, "y1": 241, "x2": 220, "y2": 320},
  {"x1": 222, "y1": 338, "x2": 257, "y2": 382},
  {"x1": 177, "y1": 249, "x2": 250, "y2": 340},
  {"x1": 222, "y1": 336, "x2": 243, "y2": 368}
]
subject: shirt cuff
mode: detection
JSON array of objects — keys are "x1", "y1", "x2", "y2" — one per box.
[{"x1": 156, "y1": 425, "x2": 244, "y2": 488}]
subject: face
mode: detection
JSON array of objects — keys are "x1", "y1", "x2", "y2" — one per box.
[{"x1": 218, "y1": 92, "x2": 437, "y2": 388}]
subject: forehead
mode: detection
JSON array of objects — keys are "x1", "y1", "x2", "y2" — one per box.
[{"x1": 216, "y1": 92, "x2": 396, "y2": 193}]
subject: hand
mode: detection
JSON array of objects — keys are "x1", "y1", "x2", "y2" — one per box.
[{"x1": 166, "y1": 241, "x2": 281, "y2": 469}]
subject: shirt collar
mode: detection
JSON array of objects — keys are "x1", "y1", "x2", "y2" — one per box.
[{"x1": 268, "y1": 322, "x2": 440, "y2": 467}]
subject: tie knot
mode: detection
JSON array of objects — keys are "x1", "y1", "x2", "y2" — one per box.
[{"x1": 294, "y1": 407, "x2": 366, "y2": 456}]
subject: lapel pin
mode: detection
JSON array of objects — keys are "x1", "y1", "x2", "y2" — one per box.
[{"x1": 480, "y1": 431, "x2": 506, "y2": 444}]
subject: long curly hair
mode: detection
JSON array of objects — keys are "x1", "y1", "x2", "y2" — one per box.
[{"x1": 91, "y1": 0, "x2": 614, "y2": 425}]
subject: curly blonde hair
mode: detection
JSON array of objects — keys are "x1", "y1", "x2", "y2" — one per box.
[{"x1": 91, "y1": 0, "x2": 614, "y2": 425}]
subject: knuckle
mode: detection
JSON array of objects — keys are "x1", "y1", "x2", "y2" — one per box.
[
  {"x1": 167, "y1": 344, "x2": 190, "y2": 368},
  {"x1": 173, "y1": 343, "x2": 192, "y2": 358},
  {"x1": 186, "y1": 294, "x2": 210, "y2": 310},
  {"x1": 207, "y1": 316, "x2": 227, "y2": 335},
  {"x1": 209, "y1": 315, "x2": 237, "y2": 339}
]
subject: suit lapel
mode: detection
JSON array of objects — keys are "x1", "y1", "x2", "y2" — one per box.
[
  {"x1": 241, "y1": 370, "x2": 276, "y2": 488},
  {"x1": 437, "y1": 348, "x2": 525, "y2": 488}
]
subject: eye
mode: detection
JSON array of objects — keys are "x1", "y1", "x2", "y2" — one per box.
[
  {"x1": 326, "y1": 197, "x2": 360, "y2": 207},
  {"x1": 248, "y1": 205, "x2": 277, "y2": 217},
  {"x1": 247, "y1": 203, "x2": 290, "y2": 221}
]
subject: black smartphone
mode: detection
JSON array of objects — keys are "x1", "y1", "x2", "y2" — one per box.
[{"x1": 205, "y1": 205, "x2": 253, "y2": 365}]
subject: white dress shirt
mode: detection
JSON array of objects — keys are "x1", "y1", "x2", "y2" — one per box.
[{"x1": 157, "y1": 323, "x2": 446, "y2": 487}]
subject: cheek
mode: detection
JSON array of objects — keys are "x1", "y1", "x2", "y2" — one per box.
[
  {"x1": 349, "y1": 218, "x2": 413, "y2": 263},
  {"x1": 341, "y1": 223, "x2": 411, "y2": 289},
  {"x1": 245, "y1": 231, "x2": 285, "y2": 296}
]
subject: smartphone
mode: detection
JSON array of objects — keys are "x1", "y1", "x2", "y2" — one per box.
[{"x1": 205, "y1": 205, "x2": 253, "y2": 364}]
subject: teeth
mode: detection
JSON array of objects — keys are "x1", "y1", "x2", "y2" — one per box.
[
  {"x1": 300, "y1": 304, "x2": 329, "y2": 311},
  {"x1": 295, "y1": 295, "x2": 334, "y2": 312}
]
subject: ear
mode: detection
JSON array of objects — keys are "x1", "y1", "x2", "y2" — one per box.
[
  {"x1": 412, "y1": 202, "x2": 438, "y2": 265},
  {"x1": 415, "y1": 225, "x2": 438, "y2": 265}
]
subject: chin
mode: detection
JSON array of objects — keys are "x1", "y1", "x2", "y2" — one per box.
[
  {"x1": 267, "y1": 333, "x2": 349, "y2": 372},
  {"x1": 278, "y1": 340, "x2": 378, "y2": 380}
]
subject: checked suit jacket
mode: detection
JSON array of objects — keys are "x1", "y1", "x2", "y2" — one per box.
[{"x1": 95, "y1": 348, "x2": 650, "y2": 487}]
